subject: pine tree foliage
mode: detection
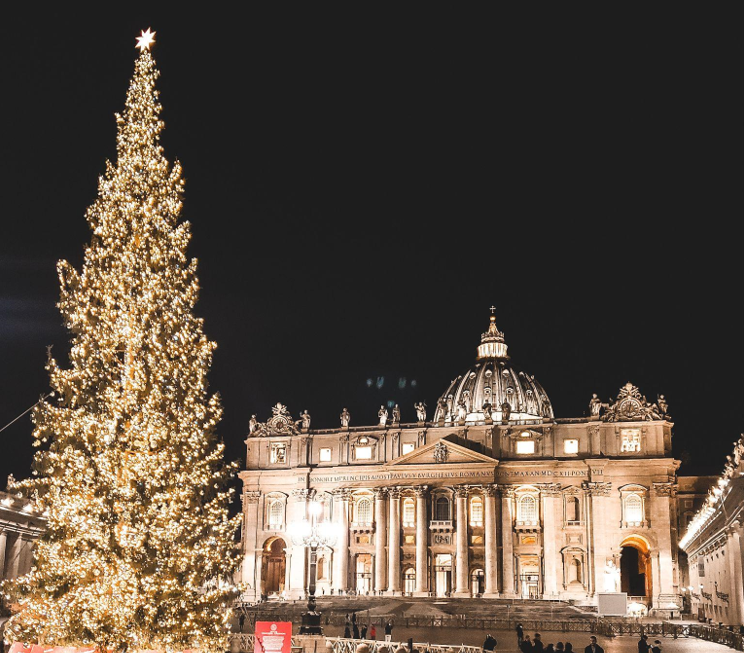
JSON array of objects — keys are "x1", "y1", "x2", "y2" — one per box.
[{"x1": 4, "y1": 46, "x2": 241, "y2": 652}]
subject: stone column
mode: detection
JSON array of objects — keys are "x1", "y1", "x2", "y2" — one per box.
[
  {"x1": 0, "y1": 530, "x2": 7, "y2": 579},
  {"x1": 541, "y1": 484, "x2": 561, "y2": 598},
  {"x1": 483, "y1": 485, "x2": 499, "y2": 597},
  {"x1": 454, "y1": 486, "x2": 470, "y2": 597},
  {"x1": 332, "y1": 490, "x2": 350, "y2": 594},
  {"x1": 387, "y1": 488, "x2": 402, "y2": 594},
  {"x1": 374, "y1": 488, "x2": 388, "y2": 593},
  {"x1": 254, "y1": 548, "x2": 264, "y2": 598},
  {"x1": 501, "y1": 486, "x2": 516, "y2": 597},
  {"x1": 728, "y1": 526, "x2": 744, "y2": 627},
  {"x1": 414, "y1": 486, "x2": 429, "y2": 596}
]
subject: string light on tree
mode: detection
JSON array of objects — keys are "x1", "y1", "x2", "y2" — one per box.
[{"x1": 2, "y1": 29, "x2": 240, "y2": 653}]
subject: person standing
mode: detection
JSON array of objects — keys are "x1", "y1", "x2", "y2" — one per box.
[
  {"x1": 361, "y1": 624, "x2": 368, "y2": 640},
  {"x1": 532, "y1": 633, "x2": 544, "y2": 653},
  {"x1": 370, "y1": 624, "x2": 377, "y2": 640},
  {"x1": 238, "y1": 612, "x2": 245, "y2": 633},
  {"x1": 516, "y1": 623, "x2": 525, "y2": 646},
  {"x1": 584, "y1": 636, "x2": 604, "y2": 653},
  {"x1": 385, "y1": 621, "x2": 393, "y2": 642},
  {"x1": 353, "y1": 622, "x2": 360, "y2": 639},
  {"x1": 483, "y1": 634, "x2": 497, "y2": 652},
  {"x1": 651, "y1": 641, "x2": 662, "y2": 653},
  {"x1": 520, "y1": 636, "x2": 532, "y2": 653},
  {"x1": 637, "y1": 635, "x2": 650, "y2": 653}
]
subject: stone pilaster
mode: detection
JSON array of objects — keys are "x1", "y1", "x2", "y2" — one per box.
[
  {"x1": 453, "y1": 486, "x2": 470, "y2": 597},
  {"x1": 241, "y1": 490, "x2": 261, "y2": 596},
  {"x1": 414, "y1": 486, "x2": 429, "y2": 596},
  {"x1": 541, "y1": 483, "x2": 562, "y2": 598}
]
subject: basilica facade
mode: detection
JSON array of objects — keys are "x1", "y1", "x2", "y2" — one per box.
[{"x1": 239, "y1": 313, "x2": 683, "y2": 613}]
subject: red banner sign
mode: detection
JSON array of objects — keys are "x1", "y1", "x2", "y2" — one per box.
[{"x1": 254, "y1": 621, "x2": 292, "y2": 653}]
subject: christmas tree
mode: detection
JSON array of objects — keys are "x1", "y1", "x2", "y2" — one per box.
[{"x1": 4, "y1": 30, "x2": 240, "y2": 652}]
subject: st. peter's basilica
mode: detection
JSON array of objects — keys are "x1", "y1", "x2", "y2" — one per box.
[{"x1": 239, "y1": 312, "x2": 702, "y2": 615}]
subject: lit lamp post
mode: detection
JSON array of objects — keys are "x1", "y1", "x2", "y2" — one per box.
[{"x1": 288, "y1": 499, "x2": 339, "y2": 635}]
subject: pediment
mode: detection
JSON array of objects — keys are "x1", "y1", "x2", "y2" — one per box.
[{"x1": 387, "y1": 438, "x2": 499, "y2": 466}]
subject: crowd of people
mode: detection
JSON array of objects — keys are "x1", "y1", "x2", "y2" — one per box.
[
  {"x1": 344, "y1": 613, "x2": 391, "y2": 641},
  {"x1": 511, "y1": 623, "x2": 608, "y2": 653}
]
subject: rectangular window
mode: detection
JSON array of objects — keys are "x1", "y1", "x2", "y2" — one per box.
[
  {"x1": 401, "y1": 442, "x2": 415, "y2": 455},
  {"x1": 319, "y1": 447, "x2": 332, "y2": 462},
  {"x1": 270, "y1": 443, "x2": 287, "y2": 464},
  {"x1": 355, "y1": 446, "x2": 372, "y2": 460},
  {"x1": 404, "y1": 535, "x2": 415, "y2": 544},
  {"x1": 563, "y1": 439, "x2": 579, "y2": 454},
  {"x1": 516, "y1": 440, "x2": 535, "y2": 454}
]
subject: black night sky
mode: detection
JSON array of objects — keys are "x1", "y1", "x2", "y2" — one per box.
[{"x1": 0, "y1": 8, "x2": 741, "y2": 508}]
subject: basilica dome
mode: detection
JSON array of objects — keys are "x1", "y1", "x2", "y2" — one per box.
[{"x1": 432, "y1": 313, "x2": 554, "y2": 424}]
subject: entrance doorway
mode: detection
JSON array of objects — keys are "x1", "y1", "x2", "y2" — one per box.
[
  {"x1": 263, "y1": 537, "x2": 286, "y2": 595},
  {"x1": 519, "y1": 555, "x2": 541, "y2": 598},
  {"x1": 434, "y1": 554, "x2": 452, "y2": 597},
  {"x1": 404, "y1": 567, "x2": 416, "y2": 595},
  {"x1": 471, "y1": 568, "x2": 484, "y2": 596},
  {"x1": 620, "y1": 536, "x2": 652, "y2": 600},
  {"x1": 355, "y1": 554, "x2": 372, "y2": 594}
]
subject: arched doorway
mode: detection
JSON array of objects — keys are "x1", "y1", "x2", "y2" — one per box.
[
  {"x1": 262, "y1": 537, "x2": 287, "y2": 596},
  {"x1": 620, "y1": 536, "x2": 652, "y2": 601}
]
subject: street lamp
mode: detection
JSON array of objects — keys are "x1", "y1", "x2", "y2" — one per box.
[{"x1": 287, "y1": 499, "x2": 339, "y2": 635}]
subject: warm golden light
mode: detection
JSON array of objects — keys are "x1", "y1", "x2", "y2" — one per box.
[{"x1": 135, "y1": 28, "x2": 156, "y2": 51}]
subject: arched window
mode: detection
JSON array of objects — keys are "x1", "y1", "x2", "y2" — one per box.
[
  {"x1": 517, "y1": 495, "x2": 537, "y2": 523},
  {"x1": 403, "y1": 497, "x2": 415, "y2": 527},
  {"x1": 566, "y1": 496, "x2": 580, "y2": 523},
  {"x1": 624, "y1": 493, "x2": 643, "y2": 523},
  {"x1": 470, "y1": 496, "x2": 484, "y2": 526},
  {"x1": 356, "y1": 498, "x2": 372, "y2": 524},
  {"x1": 435, "y1": 496, "x2": 451, "y2": 521},
  {"x1": 317, "y1": 557, "x2": 326, "y2": 580},
  {"x1": 268, "y1": 499, "x2": 284, "y2": 529}
]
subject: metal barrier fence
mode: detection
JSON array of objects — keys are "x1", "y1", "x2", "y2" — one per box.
[{"x1": 326, "y1": 638, "x2": 482, "y2": 653}]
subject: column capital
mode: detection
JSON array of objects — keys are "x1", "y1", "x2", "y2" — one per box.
[
  {"x1": 292, "y1": 488, "x2": 315, "y2": 500},
  {"x1": 414, "y1": 485, "x2": 429, "y2": 497},
  {"x1": 331, "y1": 488, "x2": 352, "y2": 499},
  {"x1": 244, "y1": 490, "x2": 261, "y2": 504},
  {"x1": 581, "y1": 481, "x2": 612, "y2": 496},
  {"x1": 500, "y1": 485, "x2": 516, "y2": 498},
  {"x1": 388, "y1": 487, "x2": 402, "y2": 500},
  {"x1": 539, "y1": 483, "x2": 563, "y2": 497},
  {"x1": 454, "y1": 485, "x2": 469, "y2": 498},
  {"x1": 652, "y1": 482, "x2": 676, "y2": 497},
  {"x1": 373, "y1": 487, "x2": 388, "y2": 500},
  {"x1": 484, "y1": 484, "x2": 499, "y2": 497}
]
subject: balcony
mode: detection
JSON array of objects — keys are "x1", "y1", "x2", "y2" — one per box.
[
  {"x1": 429, "y1": 520, "x2": 454, "y2": 532},
  {"x1": 350, "y1": 521, "x2": 375, "y2": 534}
]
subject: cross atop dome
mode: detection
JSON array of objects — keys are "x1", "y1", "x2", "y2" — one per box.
[{"x1": 477, "y1": 308, "x2": 508, "y2": 360}]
